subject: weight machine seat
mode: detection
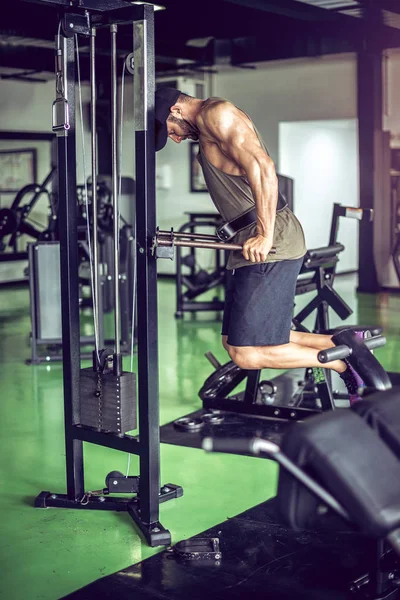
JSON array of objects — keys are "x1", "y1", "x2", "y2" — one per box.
[
  {"x1": 300, "y1": 243, "x2": 344, "y2": 272},
  {"x1": 305, "y1": 243, "x2": 345, "y2": 262},
  {"x1": 352, "y1": 387, "x2": 400, "y2": 458},
  {"x1": 277, "y1": 407, "x2": 400, "y2": 538}
]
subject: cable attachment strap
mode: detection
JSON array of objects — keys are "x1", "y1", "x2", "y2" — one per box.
[
  {"x1": 79, "y1": 489, "x2": 109, "y2": 505},
  {"x1": 52, "y1": 27, "x2": 70, "y2": 135}
]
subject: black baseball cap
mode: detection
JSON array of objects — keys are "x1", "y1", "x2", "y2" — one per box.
[{"x1": 155, "y1": 87, "x2": 181, "y2": 151}]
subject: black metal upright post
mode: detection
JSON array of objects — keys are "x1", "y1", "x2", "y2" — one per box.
[
  {"x1": 57, "y1": 32, "x2": 85, "y2": 501},
  {"x1": 134, "y1": 6, "x2": 160, "y2": 526},
  {"x1": 34, "y1": 1, "x2": 182, "y2": 549},
  {"x1": 357, "y1": 3, "x2": 382, "y2": 293}
]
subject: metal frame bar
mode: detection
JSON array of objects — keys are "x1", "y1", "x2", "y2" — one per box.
[
  {"x1": 28, "y1": 243, "x2": 39, "y2": 364},
  {"x1": 110, "y1": 22, "x2": 121, "y2": 361},
  {"x1": 54, "y1": 32, "x2": 85, "y2": 503},
  {"x1": 357, "y1": 20, "x2": 383, "y2": 292},
  {"x1": 134, "y1": 7, "x2": 162, "y2": 527},
  {"x1": 90, "y1": 27, "x2": 102, "y2": 352},
  {"x1": 32, "y1": 2, "x2": 182, "y2": 547},
  {"x1": 203, "y1": 396, "x2": 321, "y2": 420}
]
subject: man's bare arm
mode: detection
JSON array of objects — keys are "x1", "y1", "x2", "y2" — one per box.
[{"x1": 202, "y1": 103, "x2": 278, "y2": 261}]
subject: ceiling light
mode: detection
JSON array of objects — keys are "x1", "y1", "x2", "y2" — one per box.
[
  {"x1": 131, "y1": 2, "x2": 166, "y2": 11},
  {"x1": 186, "y1": 37, "x2": 214, "y2": 48}
]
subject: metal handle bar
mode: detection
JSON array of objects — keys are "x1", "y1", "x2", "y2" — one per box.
[
  {"x1": 340, "y1": 206, "x2": 373, "y2": 221},
  {"x1": 157, "y1": 229, "x2": 222, "y2": 241},
  {"x1": 318, "y1": 335, "x2": 386, "y2": 363},
  {"x1": 156, "y1": 237, "x2": 276, "y2": 254},
  {"x1": 157, "y1": 237, "x2": 242, "y2": 252},
  {"x1": 156, "y1": 229, "x2": 277, "y2": 254}
]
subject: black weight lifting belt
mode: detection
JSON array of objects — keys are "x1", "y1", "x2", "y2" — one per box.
[{"x1": 216, "y1": 191, "x2": 287, "y2": 242}]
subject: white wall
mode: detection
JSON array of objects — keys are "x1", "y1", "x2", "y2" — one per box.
[
  {"x1": 0, "y1": 79, "x2": 55, "y2": 132},
  {"x1": 279, "y1": 119, "x2": 359, "y2": 272},
  {"x1": 0, "y1": 77, "x2": 136, "y2": 184},
  {"x1": 386, "y1": 49, "x2": 400, "y2": 137},
  {"x1": 380, "y1": 50, "x2": 400, "y2": 288},
  {"x1": 0, "y1": 80, "x2": 55, "y2": 280},
  {"x1": 0, "y1": 76, "x2": 136, "y2": 281},
  {"x1": 215, "y1": 54, "x2": 358, "y2": 168}
]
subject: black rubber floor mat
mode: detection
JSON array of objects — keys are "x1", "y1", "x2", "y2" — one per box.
[
  {"x1": 62, "y1": 497, "x2": 377, "y2": 600},
  {"x1": 160, "y1": 408, "x2": 288, "y2": 456}
]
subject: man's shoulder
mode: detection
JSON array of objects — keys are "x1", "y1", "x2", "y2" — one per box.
[
  {"x1": 202, "y1": 97, "x2": 235, "y2": 117},
  {"x1": 200, "y1": 98, "x2": 238, "y2": 133}
]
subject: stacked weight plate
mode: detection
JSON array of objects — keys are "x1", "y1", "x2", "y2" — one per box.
[{"x1": 80, "y1": 368, "x2": 137, "y2": 434}]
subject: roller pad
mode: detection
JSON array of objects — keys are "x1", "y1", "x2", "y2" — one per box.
[
  {"x1": 277, "y1": 409, "x2": 400, "y2": 538},
  {"x1": 352, "y1": 387, "x2": 400, "y2": 458},
  {"x1": 332, "y1": 328, "x2": 392, "y2": 391}
]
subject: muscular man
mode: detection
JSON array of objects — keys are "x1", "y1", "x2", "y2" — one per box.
[{"x1": 155, "y1": 87, "x2": 362, "y2": 401}]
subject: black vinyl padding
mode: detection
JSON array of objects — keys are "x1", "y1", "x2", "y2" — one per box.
[
  {"x1": 277, "y1": 408, "x2": 400, "y2": 538},
  {"x1": 332, "y1": 329, "x2": 392, "y2": 391},
  {"x1": 326, "y1": 325, "x2": 383, "y2": 337},
  {"x1": 352, "y1": 387, "x2": 400, "y2": 458}
]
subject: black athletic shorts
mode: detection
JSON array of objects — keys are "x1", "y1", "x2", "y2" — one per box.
[{"x1": 222, "y1": 257, "x2": 305, "y2": 347}]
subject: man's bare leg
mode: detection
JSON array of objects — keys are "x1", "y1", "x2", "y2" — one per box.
[
  {"x1": 289, "y1": 330, "x2": 334, "y2": 350},
  {"x1": 221, "y1": 334, "x2": 346, "y2": 373}
]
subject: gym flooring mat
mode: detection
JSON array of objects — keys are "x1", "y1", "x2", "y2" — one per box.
[
  {"x1": 62, "y1": 496, "x2": 376, "y2": 600},
  {"x1": 160, "y1": 407, "x2": 288, "y2": 455}
]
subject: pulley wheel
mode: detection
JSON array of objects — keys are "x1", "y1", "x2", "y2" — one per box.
[
  {"x1": 125, "y1": 52, "x2": 135, "y2": 75},
  {"x1": 105, "y1": 470, "x2": 124, "y2": 487},
  {"x1": 173, "y1": 417, "x2": 204, "y2": 432}
]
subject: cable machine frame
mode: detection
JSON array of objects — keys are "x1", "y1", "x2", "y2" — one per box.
[{"x1": 26, "y1": 0, "x2": 182, "y2": 548}]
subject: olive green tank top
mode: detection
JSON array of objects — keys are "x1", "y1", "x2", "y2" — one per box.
[{"x1": 197, "y1": 103, "x2": 307, "y2": 269}]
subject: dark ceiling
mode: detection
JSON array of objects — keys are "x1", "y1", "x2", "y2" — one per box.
[{"x1": 1, "y1": 0, "x2": 400, "y2": 83}]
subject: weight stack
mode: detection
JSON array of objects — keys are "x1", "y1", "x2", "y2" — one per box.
[{"x1": 80, "y1": 368, "x2": 137, "y2": 433}]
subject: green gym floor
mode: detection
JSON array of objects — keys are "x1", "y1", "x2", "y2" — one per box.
[{"x1": 1, "y1": 276, "x2": 400, "y2": 600}]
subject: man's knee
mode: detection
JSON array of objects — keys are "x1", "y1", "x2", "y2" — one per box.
[
  {"x1": 228, "y1": 345, "x2": 258, "y2": 370},
  {"x1": 228, "y1": 344, "x2": 286, "y2": 370}
]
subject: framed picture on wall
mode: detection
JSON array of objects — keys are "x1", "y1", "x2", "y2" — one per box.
[
  {"x1": 190, "y1": 142, "x2": 208, "y2": 192},
  {"x1": 0, "y1": 148, "x2": 37, "y2": 193}
]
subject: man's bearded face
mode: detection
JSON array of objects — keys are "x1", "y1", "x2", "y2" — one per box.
[{"x1": 167, "y1": 114, "x2": 199, "y2": 143}]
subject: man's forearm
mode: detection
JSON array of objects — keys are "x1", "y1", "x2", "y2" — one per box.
[{"x1": 247, "y1": 162, "x2": 278, "y2": 242}]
